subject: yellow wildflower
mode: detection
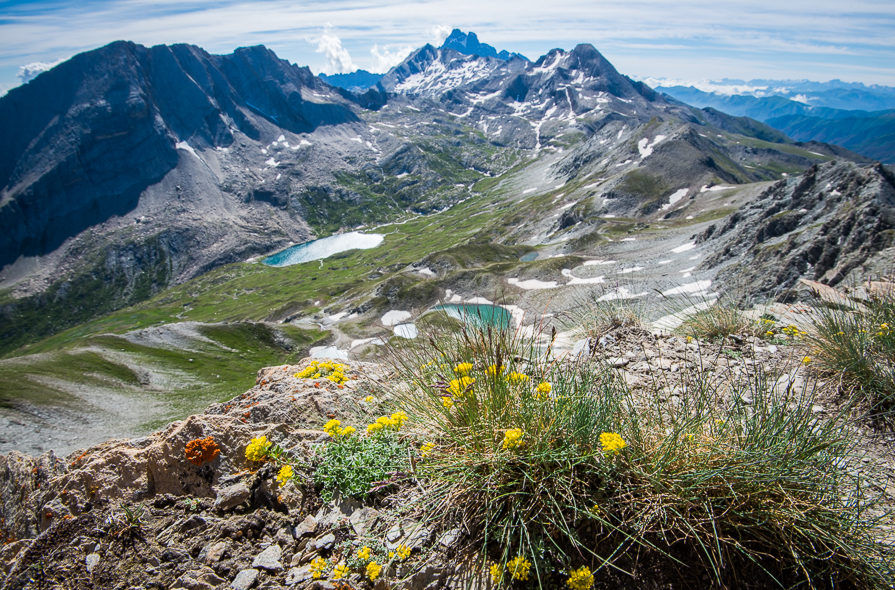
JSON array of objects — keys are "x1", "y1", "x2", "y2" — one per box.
[
  {"x1": 765, "y1": 331, "x2": 774, "y2": 337},
  {"x1": 245, "y1": 436, "x2": 272, "y2": 462},
  {"x1": 364, "y1": 395, "x2": 375, "y2": 403},
  {"x1": 507, "y1": 556, "x2": 531, "y2": 581},
  {"x1": 388, "y1": 551, "x2": 395, "y2": 560},
  {"x1": 367, "y1": 422, "x2": 385, "y2": 435},
  {"x1": 683, "y1": 433, "x2": 695, "y2": 442},
  {"x1": 357, "y1": 546, "x2": 371, "y2": 561},
  {"x1": 276, "y1": 465, "x2": 293, "y2": 486},
  {"x1": 485, "y1": 364, "x2": 503, "y2": 376},
  {"x1": 599, "y1": 432, "x2": 626, "y2": 454},
  {"x1": 802, "y1": 356, "x2": 811, "y2": 364},
  {"x1": 448, "y1": 376, "x2": 475, "y2": 396},
  {"x1": 324, "y1": 419, "x2": 343, "y2": 437},
  {"x1": 332, "y1": 564, "x2": 350, "y2": 580},
  {"x1": 535, "y1": 382, "x2": 552, "y2": 400},
  {"x1": 566, "y1": 566, "x2": 594, "y2": 590},
  {"x1": 502, "y1": 428, "x2": 524, "y2": 450},
  {"x1": 686, "y1": 336, "x2": 693, "y2": 343},
  {"x1": 421, "y1": 442, "x2": 435, "y2": 458},
  {"x1": 396, "y1": 544, "x2": 411, "y2": 560},
  {"x1": 366, "y1": 561, "x2": 382, "y2": 581},
  {"x1": 310, "y1": 557, "x2": 327, "y2": 580},
  {"x1": 506, "y1": 371, "x2": 530, "y2": 383},
  {"x1": 391, "y1": 411, "x2": 409, "y2": 427},
  {"x1": 454, "y1": 362, "x2": 473, "y2": 374},
  {"x1": 490, "y1": 563, "x2": 504, "y2": 584}
]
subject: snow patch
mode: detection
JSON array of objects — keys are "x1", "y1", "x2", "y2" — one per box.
[
  {"x1": 662, "y1": 280, "x2": 712, "y2": 296},
  {"x1": 637, "y1": 135, "x2": 666, "y2": 158},
  {"x1": 394, "y1": 323, "x2": 419, "y2": 339},
  {"x1": 381, "y1": 310, "x2": 412, "y2": 326},
  {"x1": 508, "y1": 278, "x2": 558, "y2": 290},
  {"x1": 671, "y1": 242, "x2": 696, "y2": 254}
]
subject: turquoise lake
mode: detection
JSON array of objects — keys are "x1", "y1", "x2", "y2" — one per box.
[{"x1": 263, "y1": 232, "x2": 384, "y2": 267}]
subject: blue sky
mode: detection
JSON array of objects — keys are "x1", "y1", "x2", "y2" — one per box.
[{"x1": 1, "y1": 0, "x2": 894, "y2": 95}]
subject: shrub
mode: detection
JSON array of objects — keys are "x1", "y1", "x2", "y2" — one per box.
[
  {"x1": 384, "y1": 321, "x2": 894, "y2": 588},
  {"x1": 314, "y1": 428, "x2": 410, "y2": 501}
]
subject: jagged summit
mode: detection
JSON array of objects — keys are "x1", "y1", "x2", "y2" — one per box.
[{"x1": 440, "y1": 28, "x2": 529, "y2": 61}]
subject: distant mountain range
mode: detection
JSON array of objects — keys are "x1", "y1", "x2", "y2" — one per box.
[
  {"x1": 657, "y1": 83, "x2": 895, "y2": 163},
  {"x1": 318, "y1": 28, "x2": 527, "y2": 92}
]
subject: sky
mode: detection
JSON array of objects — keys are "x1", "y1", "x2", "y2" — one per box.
[{"x1": 1, "y1": 0, "x2": 894, "y2": 96}]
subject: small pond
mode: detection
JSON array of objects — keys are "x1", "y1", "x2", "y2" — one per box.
[
  {"x1": 520, "y1": 252, "x2": 539, "y2": 262},
  {"x1": 433, "y1": 304, "x2": 513, "y2": 329},
  {"x1": 263, "y1": 232, "x2": 384, "y2": 267}
]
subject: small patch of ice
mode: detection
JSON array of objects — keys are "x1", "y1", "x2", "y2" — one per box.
[
  {"x1": 619, "y1": 266, "x2": 644, "y2": 274},
  {"x1": 350, "y1": 337, "x2": 383, "y2": 350},
  {"x1": 615, "y1": 159, "x2": 633, "y2": 167},
  {"x1": 325, "y1": 312, "x2": 348, "y2": 322},
  {"x1": 395, "y1": 172, "x2": 409, "y2": 179},
  {"x1": 662, "y1": 280, "x2": 712, "y2": 296},
  {"x1": 584, "y1": 260, "x2": 616, "y2": 266},
  {"x1": 310, "y1": 346, "x2": 348, "y2": 360},
  {"x1": 597, "y1": 287, "x2": 647, "y2": 301},
  {"x1": 508, "y1": 278, "x2": 558, "y2": 290},
  {"x1": 637, "y1": 135, "x2": 666, "y2": 158},
  {"x1": 265, "y1": 157, "x2": 278, "y2": 167},
  {"x1": 466, "y1": 297, "x2": 493, "y2": 305},
  {"x1": 394, "y1": 323, "x2": 419, "y2": 339},
  {"x1": 671, "y1": 242, "x2": 696, "y2": 254},
  {"x1": 560, "y1": 201, "x2": 577, "y2": 209},
  {"x1": 522, "y1": 188, "x2": 537, "y2": 194},
  {"x1": 658, "y1": 260, "x2": 672, "y2": 265},
  {"x1": 561, "y1": 268, "x2": 605, "y2": 285},
  {"x1": 418, "y1": 267, "x2": 435, "y2": 276},
  {"x1": 450, "y1": 294, "x2": 463, "y2": 303},
  {"x1": 603, "y1": 214, "x2": 616, "y2": 218},
  {"x1": 381, "y1": 310, "x2": 412, "y2": 326},
  {"x1": 621, "y1": 237, "x2": 636, "y2": 242}
]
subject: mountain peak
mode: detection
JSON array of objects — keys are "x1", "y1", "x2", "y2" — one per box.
[{"x1": 440, "y1": 29, "x2": 528, "y2": 62}]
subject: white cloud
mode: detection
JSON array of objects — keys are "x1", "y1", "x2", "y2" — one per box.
[
  {"x1": 17, "y1": 59, "x2": 64, "y2": 83},
  {"x1": 309, "y1": 25, "x2": 356, "y2": 75},
  {"x1": 370, "y1": 44, "x2": 413, "y2": 73},
  {"x1": 428, "y1": 24, "x2": 452, "y2": 46}
]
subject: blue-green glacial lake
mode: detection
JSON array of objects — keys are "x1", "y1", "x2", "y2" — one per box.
[
  {"x1": 434, "y1": 304, "x2": 513, "y2": 329},
  {"x1": 263, "y1": 232, "x2": 384, "y2": 267}
]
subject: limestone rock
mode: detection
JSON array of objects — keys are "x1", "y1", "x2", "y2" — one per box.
[
  {"x1": 350, "y1": 506, "x2": 380, "y2": 537},
  {"x1": 252, "y1": 544, "x2": 283, "y2": 571},
  {"x1": 215, "y1": 483, "x2": 251, "y2": 511},
  {"x1": 231, "y1": 568, "x2": 260, "y2": 590}
]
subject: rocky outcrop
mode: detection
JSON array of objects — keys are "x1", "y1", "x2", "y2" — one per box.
[{"x1": 699, "y1": 160, "x2": 895, "y2": 297}]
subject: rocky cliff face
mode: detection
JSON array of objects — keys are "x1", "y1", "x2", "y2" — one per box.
[{"x1": 698, "y1": 160, "x2": 895, "y2": 296}]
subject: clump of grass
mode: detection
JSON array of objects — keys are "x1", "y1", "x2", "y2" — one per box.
[
  {"x1": 678, "y1": 304, "x2": 755, "y2": 340},
  {"x1": 384, "y1": 321, "x2": 894, "y2": 589},
  {"x1": 804, "y1": 282, "x2": 895, "y2": 413},
  {"x1": 566, "y1": 284, "x2": 649, "y2": 338}
]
